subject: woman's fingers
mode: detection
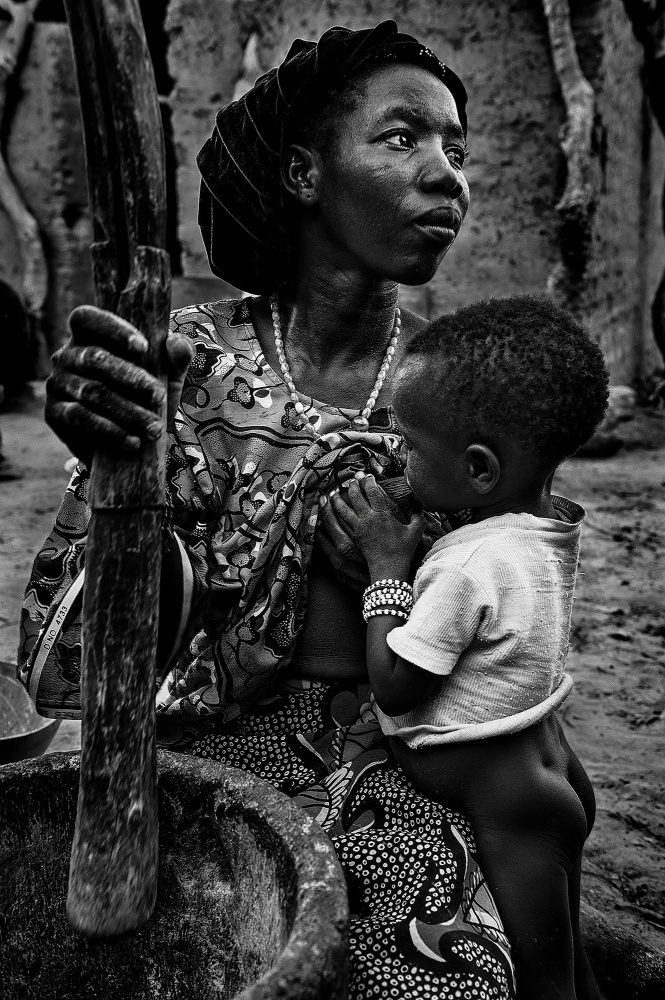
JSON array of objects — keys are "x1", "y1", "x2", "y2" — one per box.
[
  {"x1": 165, "y1": 333, "x2": 194, "y2": 427},
  {"x1": 53, "y1": 343, "x2": 166, "y2": 410},
  {"x1": 46, "y1": 400, "x2": 141, "y2": 458},
  {"x1": 48, "y1": 368, "x2": 163, "y2": 439},
  {"x1": 165, "y1": 332, "x2": 194, "y2": 374},
  {"x1": 45, "y1": 305, "x2": 189, "y2": 461},
  {"x1": 69, "y1": 304, "x2": 149, "y2": 357}
]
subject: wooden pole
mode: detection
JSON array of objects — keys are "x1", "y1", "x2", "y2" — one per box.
[
  {"x1": 541, "y1": 0, "x2": 599, "y2": 314},
  {"x1": 63, "y1": 0, "x2": 170, "y2": 937}
]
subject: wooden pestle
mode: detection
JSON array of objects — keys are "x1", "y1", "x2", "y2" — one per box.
[{"x1": 63, "y1": 0, "x2": 170, "y2": 937}]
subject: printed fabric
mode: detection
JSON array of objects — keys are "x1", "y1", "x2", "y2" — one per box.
[
  {"x1": 158, "y1": 677, "x2": 515, "y2": 999},
  {"x1": 18, "y1": 298, "x2": 405, "y2": 721},
  {"x1": 18, "y1": 296, "x2": 517, "y2": 996}
]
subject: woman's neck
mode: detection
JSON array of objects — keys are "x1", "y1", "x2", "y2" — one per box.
[{"x1": 281, "y1": 261, "x2": 400, "y2": 369}]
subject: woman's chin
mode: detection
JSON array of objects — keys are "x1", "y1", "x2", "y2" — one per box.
[{"x1": 394, "y1": 248, "x2": 451, "y2": 286}]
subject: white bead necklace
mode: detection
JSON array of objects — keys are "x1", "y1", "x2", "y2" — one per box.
[{"x1": 270, "y1": 294, "x2": 401, "y2": 432}]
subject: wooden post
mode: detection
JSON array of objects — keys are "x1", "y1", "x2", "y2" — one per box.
[
  {"x1": 62, "y1": 0, "x2": 170, "y2": 937},
  {"x1": 542, "y1": 0, "x2": 599, "y2": 314}
]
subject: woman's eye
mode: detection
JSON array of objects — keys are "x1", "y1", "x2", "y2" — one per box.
[
  {"x1": 385, "y1": 131, "x2": 414, "y2": 150},
  {"x1": 445, "y1": 147, "x2": 466, "y2": 169}
]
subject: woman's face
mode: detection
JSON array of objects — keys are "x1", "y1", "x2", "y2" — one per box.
[{"x1": 312, "y1": 64, "x2": 470, "y2": 285}]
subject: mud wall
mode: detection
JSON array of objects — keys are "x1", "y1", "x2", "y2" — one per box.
[
  {"x1": 0, "y1": 20, "x2": 93, "y2": 356},
  {"x1": 1, "y1": 0, "x2": 663, "y2": 384}
]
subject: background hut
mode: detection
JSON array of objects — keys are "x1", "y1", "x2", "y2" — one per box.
[{"x1": 0, "y1": 0, "x2": 663, "y2": 385}]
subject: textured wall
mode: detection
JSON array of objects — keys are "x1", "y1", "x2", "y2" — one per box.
[
  {"x1": 3, "y1": 24, "x2": 93, "y2": 352},
  {"x1": 164, "y1": 0, "x2": 664, "y2": 381},
  {"x1": 165, "y1": 0, "x2": 565, "y2": 308},
  {"x1": 568, "y1": 0, "x2": 665, "y2": 381},
  {"x1": 0, "y1": 2, "x2": 662, "y2": 379}
]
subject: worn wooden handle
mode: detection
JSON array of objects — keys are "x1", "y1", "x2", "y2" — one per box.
[
  {"x1": 66, "y1": 253, "x2": 170, "y2": 938},
  {"x1": 63, "y1": 0, "x2": 170, "y2": 938}
]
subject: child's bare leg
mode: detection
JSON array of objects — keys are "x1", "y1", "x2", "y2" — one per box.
[
  {"x1": 471, "y1": 762, "x2": 587, "y2": 1000},
  {"x1": 567, "y1": 853, "x2": 602, "y2": 1000},
  {"x1": 390, "y1": 718, "x2": 590, "y2": 999},
  {"x1": 557, "y1": 720, "x2": 602, "y2": 1000}
]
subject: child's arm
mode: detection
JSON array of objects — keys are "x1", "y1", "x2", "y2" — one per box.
[
  {"x1": 330, "y1": 474, "x2": 439, "y2": 716},
  {"x1": 365, "y1": 616, "x2": 440, "y2": 715}
]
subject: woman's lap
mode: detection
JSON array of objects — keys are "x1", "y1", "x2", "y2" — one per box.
[{"x1": 156, "y1": 680, "x2": 515, "y2": 999}]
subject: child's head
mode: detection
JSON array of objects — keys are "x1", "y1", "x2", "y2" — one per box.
[{"x1": 393, "y1": 296, "x2": 609, "y2": 514}]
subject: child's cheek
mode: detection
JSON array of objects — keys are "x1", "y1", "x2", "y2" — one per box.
[{"x1": 405, "y1": 457, "x2": 428, "y2": 505}]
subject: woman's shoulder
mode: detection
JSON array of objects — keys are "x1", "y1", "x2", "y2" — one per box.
[{"x1": 169, "y1": 296, "x2": 255, "y2": 351}]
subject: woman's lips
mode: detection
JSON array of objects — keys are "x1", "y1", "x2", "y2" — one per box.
[
  {"x1": 415, "y1": 221, "x2": 457, "y2": 243},
  {"x1": 413, "y1": 208, "x2": 459, "y2": 243}
]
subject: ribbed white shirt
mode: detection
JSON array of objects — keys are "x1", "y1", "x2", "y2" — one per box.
[{"x1": 377, "y1": 495, "x2": 584, "y2": 747}]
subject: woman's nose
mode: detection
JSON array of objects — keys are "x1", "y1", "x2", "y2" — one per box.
[{"x1": 419, "y1": 146, "x2": 464, "y2": 198}]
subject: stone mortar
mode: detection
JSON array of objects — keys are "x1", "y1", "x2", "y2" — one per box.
[{"x1": 0, "y1": 750, "x2": 349, "y2": 1000}]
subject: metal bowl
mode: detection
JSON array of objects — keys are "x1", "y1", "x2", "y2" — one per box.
[{"x1": 0, "y1": 670, "x2": 61, "y2": 764}]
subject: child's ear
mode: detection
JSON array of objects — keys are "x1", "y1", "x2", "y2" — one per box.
[{"x1": 465, "y1": 444, "x2": 500, "y2": 494}]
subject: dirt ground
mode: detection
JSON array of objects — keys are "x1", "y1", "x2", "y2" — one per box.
[{"x1": 1, "y1": 389, "x2": 664, "y2": 959}]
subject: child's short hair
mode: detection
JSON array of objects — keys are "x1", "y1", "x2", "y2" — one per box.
[{"x1": 406, "y1": 296, "x2": 610, "y2": 465}]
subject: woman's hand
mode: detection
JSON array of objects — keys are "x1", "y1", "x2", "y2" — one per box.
[
  {"x1": 331, "y1": 473, "x2": 425, "y2": 582},
  {"x1": 45, "y1": 305, "x2": 194, "y2": 465}
]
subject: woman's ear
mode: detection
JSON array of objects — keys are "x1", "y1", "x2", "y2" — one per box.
[
  {"x1": 465, "y1": 444, "x2": 500, "y2": 495},
  {"x1": 282, "y1": 143, "x2": 319, "y2": 206}
]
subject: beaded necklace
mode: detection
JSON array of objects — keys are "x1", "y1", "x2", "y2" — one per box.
[{"x1": 270, "y1": 294, "x2": 401, "y2": 432}]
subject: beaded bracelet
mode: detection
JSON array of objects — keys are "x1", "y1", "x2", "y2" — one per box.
[
  {"x1": 364, "y1": 578, "x2": 414, "y2": 597},
  {"x1": 364, "y1": 588, "x2": 412, "y2": 604},
  {"x1": 364, "y1": 594, "x2": 413, "y2": 613},
  {"x1": 362, "y1": 579, "x2": 413, "y2": 623},
  {"x1": 362, "y1": 600, "x2": 412, "y2": 623},
  {"x1": 363, "y1": 607, "x2": 410, "y2": 621}
]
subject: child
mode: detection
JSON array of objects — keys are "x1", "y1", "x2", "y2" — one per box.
[{"x1": 332, "y1": 296, "x2": 608, "y2": 1000}]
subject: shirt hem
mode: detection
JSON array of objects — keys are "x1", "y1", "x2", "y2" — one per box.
[{"x1": 379, "y1": 673, "x2": 574, "y2": 747}]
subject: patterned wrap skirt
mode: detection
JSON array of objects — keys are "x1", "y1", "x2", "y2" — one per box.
[{"x1": 157, "y1": 678, "x2": 516, "y2": 999}]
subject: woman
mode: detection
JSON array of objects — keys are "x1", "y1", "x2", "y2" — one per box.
[{"x1": 20, "y1": 22, "x2": 515, "y2": 999}]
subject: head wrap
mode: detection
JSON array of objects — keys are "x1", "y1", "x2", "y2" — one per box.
[{"x1": 197, "y1": 19, "x2": 468, "y2": 294}]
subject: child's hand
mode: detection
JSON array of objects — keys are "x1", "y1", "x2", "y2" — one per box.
[{"x1": 329, "y1": 473, "x2": 425, "y2": 580}]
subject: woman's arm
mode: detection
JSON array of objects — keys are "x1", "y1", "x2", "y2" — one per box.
[{"x1": 19, "y1": 306, "x2": 198, "y2": 708}]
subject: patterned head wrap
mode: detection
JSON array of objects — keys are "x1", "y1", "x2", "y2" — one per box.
[{"x1": 197, "y1": 19, "x2": 468, "y2": 294}]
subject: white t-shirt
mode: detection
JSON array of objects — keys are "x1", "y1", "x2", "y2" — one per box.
[{"x1": 377, "y1": 495, "x2": 584, "y2": 748}]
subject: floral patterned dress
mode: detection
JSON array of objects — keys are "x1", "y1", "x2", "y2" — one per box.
[{"x1": 19, "y1": 298, "x2": 515, "y2": 998}]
